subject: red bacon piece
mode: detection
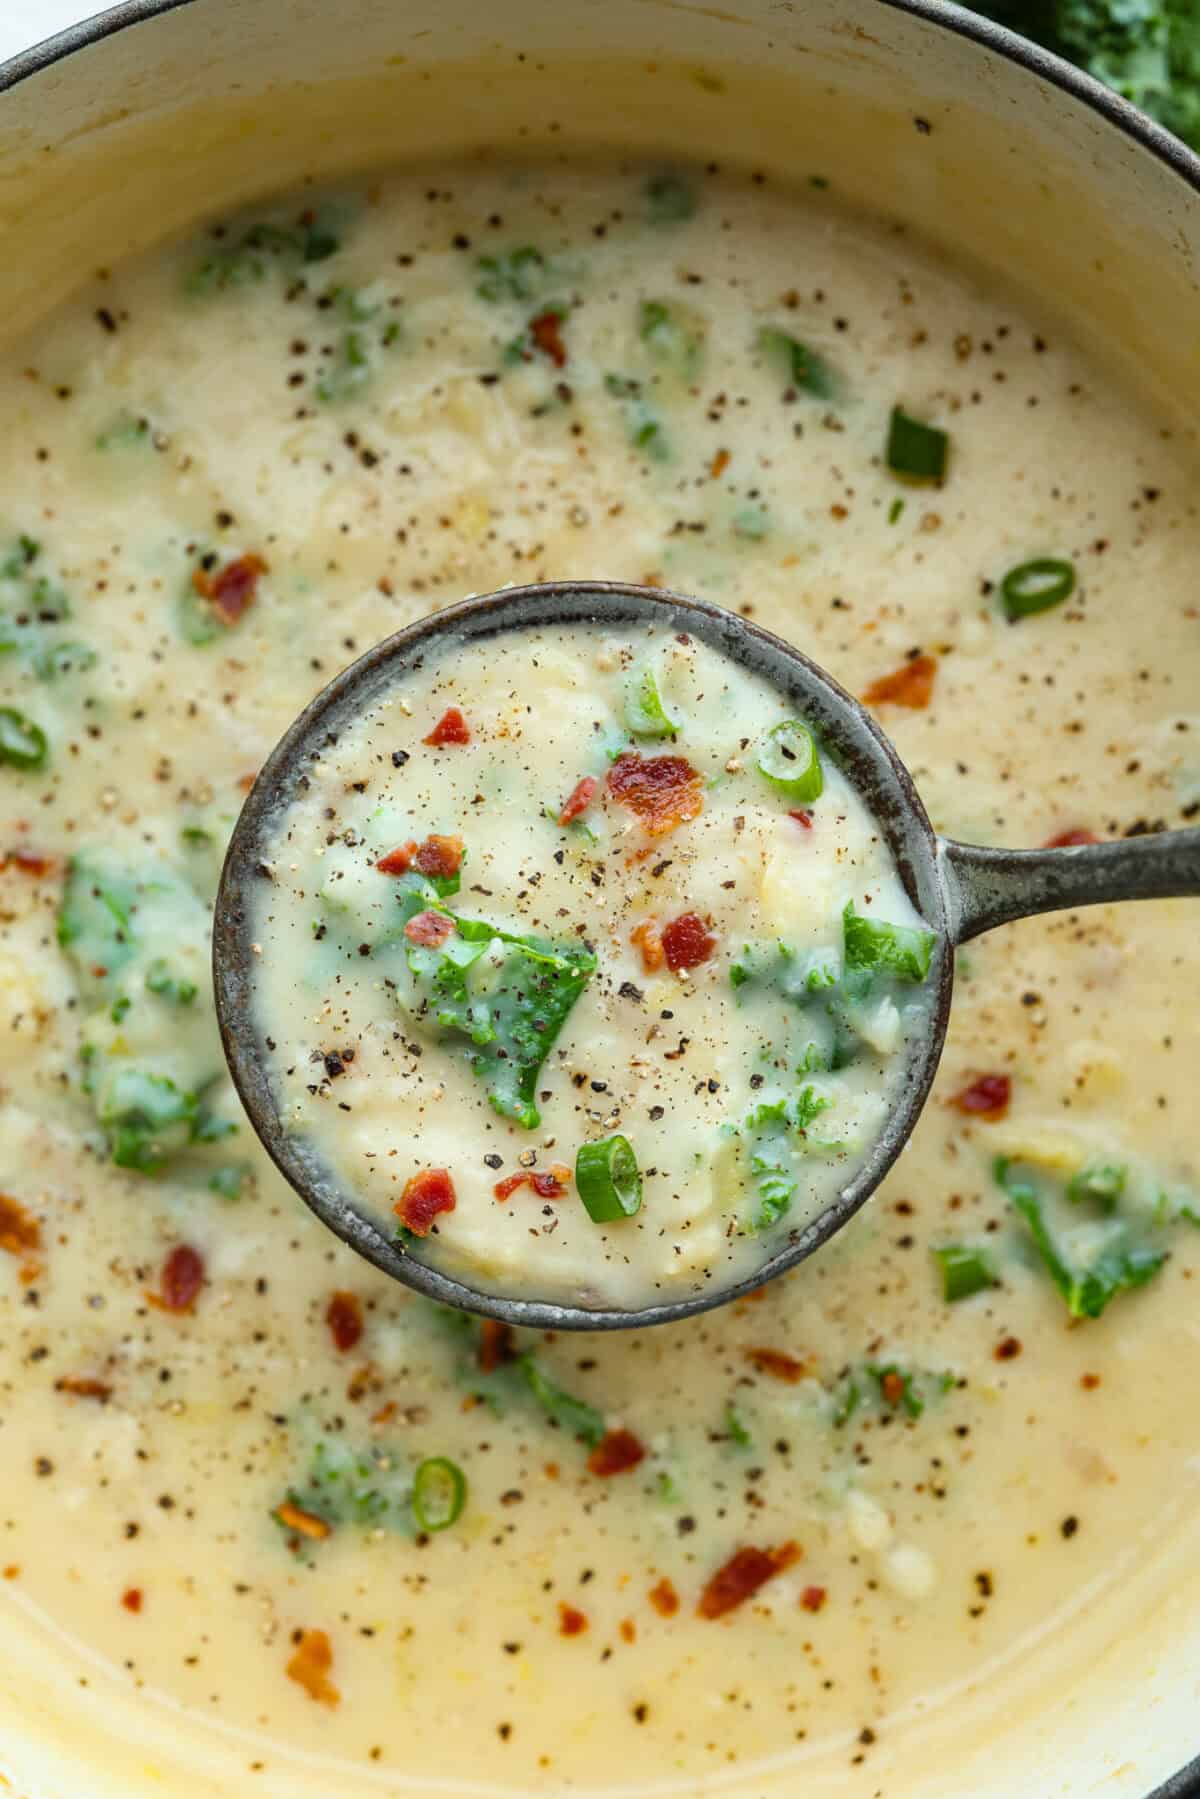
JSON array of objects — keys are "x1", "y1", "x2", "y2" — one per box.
[
  {"x1": 862, "y1": 654, "x2": 937, "y2": 711},
  {"x1": 395, "y1": 1168, "x2": 456, "y2": 1235},
  {"x1": 493, "y1": 1167, "x2": 569, "y2": 1203},
  {"x1": 326, "y1": 1290, "x2": 364, "y2": 1353},
  {"x1": 661, "y1": 912, "x2": 716, "y2": 972},
  {"x1": 424, "y1": 707, "x2": 470, "y2": 747},
  {"x1": 0, "y1": 1194, "x2": 40, "y2": 1258},
  {"x1": 413, "y1": 835, "x2": 463, "y2": 879},
  {"x1": 745, "y1": 1346, "x2": 808, "y2": 1383},
  {"x1": 948, "y1": 1072, "x2": 1011, "y2": 1120},
  {"x1": 607, "y1": 751, "x2": 704, "y2": 838},
  {"x1": 558, "y1": 1603, "x2": 588, "y2": 1636},
  {"x1": 192, "y1": 553, "x2": 267, "y2": 627},
  {"x1": 586, "y1": 1428, "x2": 647, "y2": 1477},
  {"x1": 529, "y1": 311, "x2": 568, "y2": 368},
  {"x1": 697, "y1": 1542, "x2": 801, "y2": 1619},
  {"x1": 630, "y1": 920, "x2": 665, "y2": 973},
  {"x1": 404, "y1": 910, "x2": 455, "y2": 948},
  {"x1": 648, "y1": 1577, "x2": 680, "y2": 1617},
  {"x1": 146, "y1": 1245, "x2": 205, "y2": 1314},
  {"x1": 1043, "y1": 828, "x2": 1100, "y2": 848},
  {"x1": 376, "y1": 841, "x2": 417, "y2": 875},
  {"x1": 558, "y1": 776, "x2": 598, "y2": 826},
  {"x1": 478, "y1": 1320, "x2": 517, "y2": 1374}
]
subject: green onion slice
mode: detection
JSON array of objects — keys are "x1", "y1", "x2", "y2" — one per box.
[
  {"x1": 576, "y1": 1135, "x2": 643, "y2": 1222},
  {"x1": 756, "y1": 719, "x2": 823, "y2": 802},
  {"x1": 933, "y1": 1244, "x2": 998, "y2": 1303},
  {"x1": 1066, "y1": 1162, "x2": 1126, "y2": 1212},
  {"x1": 0, "y1": 707, "x2": 47, "y2": 770},
  {"x1": 886, "y1": 406, "x2": 948, "y2": 484},
  {"x1": 1000, "y1": 558, "x2": 1076, "y2": 621},
  {"x1": 625, "y1": 658, "x2": 681, "y2": 739},
  {"x1": 411, "y1": 1456, "x2": 467, "y2": 1532}
]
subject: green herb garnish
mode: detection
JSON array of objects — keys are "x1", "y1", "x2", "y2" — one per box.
[
  {"x1": 411, "y1": 1457, "x2": 468, "y2": 1532},
  {"x1": 843, "y1": 902, "x2": 935, "y2": 983},
  {"x1": 996, "y1": 1157, "x2": 1167, "y2": 1319},
  {"x1": 933, "y1": 1243, "x2": 999, "y2": 1303},
  {"x1": 757, "y1": 326, "x2": 836, "y2": 400},
  {"x1": 1000, "y1": 557, "x2": 1076, "y2": 621},
  {"x1": 886, "y1": 406, "x2": 948, "y2": 484},
  {"x1": 756, "y1": 718, "x2": 823, "y2": 803},
  {"x1": 0, "y1": 707, "x2": 47, "y2": 770},
  {"x1": 576, "y1": 1135, "x2": 643, "y2": 1222}
]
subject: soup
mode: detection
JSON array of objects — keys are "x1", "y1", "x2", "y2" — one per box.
[{"x1": 0, "y1": 157, "x2": 1197, "y2": 1793}]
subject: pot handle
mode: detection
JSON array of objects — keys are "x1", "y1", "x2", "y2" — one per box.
[{"x1": 939, "y1": 829, "x2": 1200, "y2": 946}]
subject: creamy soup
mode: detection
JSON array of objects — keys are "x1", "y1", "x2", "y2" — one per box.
[
  {"x1": 1, "y1": 157, "x2": 1199, "y2": 1798},
  {"x1": 247, "y1": 623, "x2": 936, "y2": 1309}
]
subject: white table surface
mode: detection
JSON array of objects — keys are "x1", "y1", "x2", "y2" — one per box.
[{"x1": 0, "y1": 2, "x2": 117, "y2": 67}]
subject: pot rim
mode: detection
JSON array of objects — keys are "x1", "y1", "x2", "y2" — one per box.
[{"x1": 0, "y1": 0, "x2": 1195, "y2": 1794}]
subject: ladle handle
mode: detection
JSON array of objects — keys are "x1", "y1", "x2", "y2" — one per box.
[{"x1": 940, "y1": 829, "x2": 1200, "y2": 945}]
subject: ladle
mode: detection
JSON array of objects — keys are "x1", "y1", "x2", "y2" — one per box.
[{"x1": 213, "y1": 581, "x2": 1200, "y2": 1331}]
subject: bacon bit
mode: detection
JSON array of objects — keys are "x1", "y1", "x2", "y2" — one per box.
[
  {"x1": 346, "y1": 1362, "x2": 376, "y2": 1402},
  {"x1": 424, "y1": 707, "x2": 471, "y2": 747},
  {"x1": 994, "y1": 1336, "x2": 1022, "y2": 1361},
  {"x1": 371, "y1": 1400, "x2": 397, "y2": 1426},
  {"x1": 2, "y1": 1566, "x2": 19, "y2": 1580},
  {"x1": 630, "y1": 919, "x2": 665, "y2": 972},
  {"x1": 558, "y1": 775, "x2": 598, "y2": 826},
  {"x1": 479, "y1": 1320, "x2": 517, "y2": 1374},
  {"x1": 55, "y1": 1375, "x2": 112, "y2": 1403},
  {"x1": 237, "y1": 770, "x2": 258, "y2": 793},
  {"x1": 121, "y1": 1588, "x2": 143, "y2": 1614},
  {"x1": 1081, "y1": 1372, "x2": 1101, "y2": 1391},
  {"x1": 413, "y1": 834, "x2": 464, "y2": 878},
  {"x1": 1, "y1": 846, "x2": 55, "y2": 877},
  {"x1": 529, "y1": 310, "x2": 568, "y2": 367},
  {"x1": 607, "y1": 751, "x2": 704, "y2": 838},
  {"x1": 619, "y1": 1618, "x2": 636, "y2": 1644},
  {"x1": 697, "y1": 1542, "x2": 801, "y2": 1619},
  {"x1": 746, "y1": 1346, "x2": 808, "y2": 1383},
  {"x1": 788, "y1": 809, "x2": 813, "y2": 831},
  {"x1": 710, "y1": 448, "x2": 731, "y2": 479},
  {"x1": 326, "y1": 1290, "x2": 364, "y2": 1353},
  {"x1": 192, "y1": 552, "x2": 267, "y2": 626},
  {"x1": 558, "y1": 1603, "x2": 588, "y2": 1637},
  {"x1": 661, "y1": 912, "x2": 717, "y2": 973},
  {"x1": 147, "y1": 1244, "x2": 205, "y2": 1314},
  {"x1": 544, "y1": 1461, "x2": 560, "y2": 1480},
  {"x1": 587, "y1": 1428, "x2": 647, "y2": 1477},
  {"x1": 493, "y1": 1166, "x2": 570, "y2": 1203},
  {"x1": 395, "y1": 1167, "x2": 456, "y2": 1235},
  {"x1": 0, "y1": 1193, "x2": 40, "y2": 1258},
  {"x1": 376, "y1": 841, "x2": 418, "y2": 875},
  {"x1": 879, "y1": 1372, "x2": 907, "y2": 1407},
  {"x1": 286, "y1": 1629, "x2": 340, "y2": 1707},
  {"x1": 862, "y1": 653, "x2": 937, "y2": 711},
  {"x1": 648, "y1": 1577, "x2": 679, "y2": 1617},
  {"x1": 276, "y1": 1501, "x2": 333, "y2": 1542},
  {"x1": 800, "y1": 1585, "x2": 827, "y2": 1613},
  {"x1": 948, "y1": 1072, "x2": 1011, "y2": 1120},
  {"x1": 404, "y1": 910, "x2": 455, "y2": 948},
  {"x1": 1044, "y1": 827, "x2": 1100, "y2": 848}
]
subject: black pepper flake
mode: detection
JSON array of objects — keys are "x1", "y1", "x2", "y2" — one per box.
[
  {"x1": 391, "y1": 749, "x2": 410, "y2": 768},
  {"x1": 618, "y1": 981, "x2": 644, "y2": 1002},
  {"x1": 484, "y1": 1153, "x2": 503, "y2": 1170},
  {"x1": 1061, "y1": 1515, "x2": 1079, "y2": 1539},
  {"x1": 95, "y1": 306, "x2": 118, "y2": 334}
]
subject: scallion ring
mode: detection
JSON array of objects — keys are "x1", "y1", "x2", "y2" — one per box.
[
  {"x1": 0, "y1": 707, "x2": 47, "y2": 771},
  {"x1": 1000, "y1": 557, "x2": 1076, "y2": 621},
  {"x1": 625, "y1": 659, "x2": 681, "y2": 739},
  {"x1": 886, "y1": 406, "x2": 948, "y2": 484},
  {"x1": 411, "y1": 1456, "x2": 467, "y2": 1532},
  {"x1": 756, "y1": 719, "x2": 823, "y2": 803},
  {"x1": 576, "y1": 1134, "x2": 643, "y2": 1222}
]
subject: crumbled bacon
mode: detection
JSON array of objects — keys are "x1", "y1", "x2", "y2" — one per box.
[
  {"x1": 697, "y1": 1542, "x2": 801, "y2": 1619},
  {"x1": 147, "y1": 1245, "x2": 205, "y2": 1314},
  {"x1": 326, "y1": 1290, "x2": 364, "y2": 1353},
  {"x1": 661, "y1": 912, "x2": 717, "y2": 973},
  {"x1": 745, "y1": 1346, "x2": 808, "y2": 1383},
  {"x1": 192, "y1": 552, "x2": 267, "y2": 626},
  {"x1": 800, "y1": 1585, "x2": 827, "y2": 1613},
  {"x1": 0, "y1": 1193, "x2": 40, "y2": 1258},
  {"x1": 648, "y1": 1577, "x2": 680, "y2": 1617},
  {"x1": 376, "y1": 841, "x2": 418, "y2": 875},
  {"x1": 558, "y1": 775, "x2": 598, "y2": 826},
  {"x1": 275, "y1": 1501, "x2": 333, "y2": 1542},
  {"x1": 286, "y1": 1629, "x2": 340, "y2": 1707},
  {"x1": 1, "y1": 846, "x2": 55, "y2": 877},
  {"x1": 558, "y1": 1603, "x2": 588, "y2": 1636},
  {"x1": 607, "y1": 751, "x2": 704, "y2": 837},
  {"x1": 587, "y1": 1428, "x2": 647, "y2": 1476},
  {"x1": 879, "y1": 1371, "x2": 907, "y2": 1406},
  {"x1": 479, "y1": 1320, "x2": 517, "y2": 1374},
  {"x1": 55, "y1": 1375, "x2": 112, "y2": 1403},
  {"x1": 414, "y1": 834, "x2": 464, "y2": 878},
  {"x1": 710, "y1": 448, "x2": 731, "y2": 479},
  {"x1": 121, "y1": 1587, "x2": 143, "y2": 1613},
  {"x1": 862, "y1": 653, "x2": 937, "y2": 710},
  {"x1": 630, "y1": 920, "x2": 665, "y2": 972},
  {"x1": 493, "y1": 1166, "x2": 570, "y2": 1203},
  {"x1": 395, "y1": 1168, "x2": 456, "y2": 1235},
  {"x1": 788, "y1": 809, "x2": 813, "y2": 831},
  {"x1": 948, "y1": 1072, "x2": 1011, "y2": 1120},
  {"x1": 1044, "y1": 827, "x2": 1100, "y2": 848},
  {"x1": 529, "y1": 310, "x2": 568, "y2": 368},
  {"x1": 404, "y1": 910, "x2": 455, "y2": 948},
  {"x1": 424, "y1": 707, "x2": 471, "y2": 747}
]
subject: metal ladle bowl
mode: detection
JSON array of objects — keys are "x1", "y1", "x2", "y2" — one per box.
[{"x1": 213, "y1": 581, "x2": 1200, "y2": 1331}]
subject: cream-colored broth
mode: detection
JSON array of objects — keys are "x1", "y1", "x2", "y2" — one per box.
[
  {"x1": 249, "y1": 625, "x2": 934, "y2": 1308},
  {"x1": 0, "y1": 159, "x2": 1198, "y2": 1795}
]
